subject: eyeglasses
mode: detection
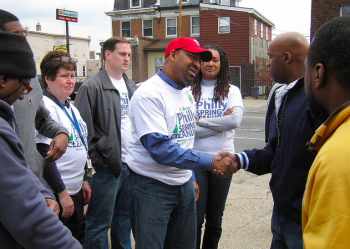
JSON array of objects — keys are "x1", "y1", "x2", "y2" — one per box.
[
  {"x1": 178, "y1": 49, "x2": 203, "y2": 64},
  {"x1": 51, "y1": 56, "x2": 78, "y2": 64},
  {"x1": 20, "y1": 79, "x2": 33, "y2": 94}
]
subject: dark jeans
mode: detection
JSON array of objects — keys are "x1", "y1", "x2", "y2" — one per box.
[
  {"x1": 195, "y1": 170, "x2": 232, "y2": 249},
  {"x1": 55, "y1": 188, "x2": 84, "y2": 240},
  {"x1": 129, "y1": 170, "x2": 197, "y2": 249},
  {"x1": 270, "y1": 205, "x2": 303, "y2": 249}
]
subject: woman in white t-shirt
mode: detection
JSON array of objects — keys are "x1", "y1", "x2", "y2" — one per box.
[
  {"x1": 191, "y1": 45, "x2": 244, "y2": 249},
  {"x1": 36, "y1": 51, "x2": 91, "y2": 240}
]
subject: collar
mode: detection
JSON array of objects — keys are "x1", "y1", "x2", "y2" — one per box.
[
  {"x1": 308, "y1": 100, "x2": 350, "y2": 154},
  {"x1": 43, "y1": 90, "x2": 70, "y2": 109},
  {"x1": 157, "y1": 70, "x2": 187, "y2": 90}
]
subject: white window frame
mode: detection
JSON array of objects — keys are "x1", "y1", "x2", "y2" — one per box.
[
  {"x1": 254, "y1": 19, "x2": 257, "y2": 36},
  {"x1": 121, "y1": 21, "x2": 131, "y2": 38},
  {"x1": 218, "y1": 17, "x2": 230, "y2": 34},
  {"x1": 130, "y1": 0, "x2": 141, "y2": 8},
  {"x1": 143, "y1": 19, "x2": 153, "y2": 37},
  {"x1": 340, "y1": 5, "x2": 350, "y2": 16},
  {"x1": 261, "y1": 23, "x2": 264, "y2": 38},
  {"x1": 266, "y1": 26, "x2": 269, "y2": 40},
  {"x1": 155, "y1": 57, "x2": 164, "y2": 72},
  {"x1": 191, "y1": 16, "x2": 199, "y2": 36},
  {"x1": 220, "y1": 0, "x2": 230, "y2": 6},
  {"x1": 166, "y1": 17, "x2": 177, "y2": 37}
]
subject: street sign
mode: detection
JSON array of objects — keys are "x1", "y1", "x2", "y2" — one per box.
[{"x1": 56, "y1": 9, "x2": 78, "y2": 22}]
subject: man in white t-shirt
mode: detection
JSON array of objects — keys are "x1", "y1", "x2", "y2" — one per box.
[
  {"x1": 126, "y1": 37, "x2": 236, "y2": 248},
  {"x1": 75, "y1": 37, "x2": 137, "y2": 249}
]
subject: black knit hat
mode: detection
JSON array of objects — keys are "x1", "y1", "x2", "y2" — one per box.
[{"x1": 0, "y1": 31, "x2": 36, "y2": 78}]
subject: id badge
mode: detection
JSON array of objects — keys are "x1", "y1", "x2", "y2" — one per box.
[{"x1": 86, "y1": 158, "x2": 96, "y2": 177}]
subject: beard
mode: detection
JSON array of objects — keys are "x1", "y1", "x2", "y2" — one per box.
[{"x1": 307, "y1": 83, "x2": 329, "y2": 122}]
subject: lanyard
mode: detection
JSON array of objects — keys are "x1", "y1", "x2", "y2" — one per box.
[{"x1": 59, "y1": 101, "x2": 88, "y2": 152}]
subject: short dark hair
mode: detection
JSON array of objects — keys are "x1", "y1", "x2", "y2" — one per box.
[
  {"x1": 308, "y1": 15, "x2": 350, "y2": 90},
  {"x1": 40, "y1": 51, "x2": 76, "y2": 89},
  {"x1": 191, "y1": 45, "x2": 231, "y2": 104},
  {"x1": 0, "y1": 9, "x2": 19, "y2": 31},
  {"x1": 102, "y1": 37, "x2": 130, "y2": 61}
]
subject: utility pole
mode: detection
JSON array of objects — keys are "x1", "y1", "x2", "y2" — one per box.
[{"x1": 179, "y1": 0, "x2": 182, "y2": 37}]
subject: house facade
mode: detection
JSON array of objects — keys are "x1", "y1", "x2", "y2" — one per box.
[
  {"x1": 25, "y1": 24, "x2": 100, "y2": 86},
  {"x1": 311, "y1": 0, "x2": 350, "y2": 39},
  {"x1": 106, "y1": 0, "x2": 274, "y2": 95}
]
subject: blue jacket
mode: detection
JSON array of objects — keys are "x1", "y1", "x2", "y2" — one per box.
[
  {"x1": 0, "y1": 100, "x2": 81, "y2": 249},
  {"x1": 238, "y1": 77, "x2": 322, "y2": 223}
]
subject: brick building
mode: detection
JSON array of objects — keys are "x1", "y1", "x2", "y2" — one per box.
[
  {"x1": 311, "y1": 0, "x2": 350, "y2": 39},
  {"x1": 106, "y1": 0, "x2": 274, "y2": 95}
]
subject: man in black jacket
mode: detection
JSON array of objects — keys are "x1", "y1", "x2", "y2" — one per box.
[
  {"x1": 75, "y1": 37, "x2": 137, "y2": 249},
  {"x1": 220, "y1": 32, "x2": 322, "y2": 249}
]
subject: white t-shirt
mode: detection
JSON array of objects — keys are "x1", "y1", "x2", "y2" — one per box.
[
  {"x1": 192, "y1": 84, "x2": 243, "y2": 156},
  {"x1": 110, "y1": 76, "x2": 132, "y2": 163},
  {"x1": 126, "y1": 74, "x2": 196, "y2": 186},
  {"x1": 35, "y1": 96, "x2": 87, "y2": 195}
]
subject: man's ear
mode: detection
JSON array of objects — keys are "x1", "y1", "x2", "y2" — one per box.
[
  {"x1": 0, "y1": 75, "x2": 6, "y2": 88},
  {"x1": 169, "y1": 50, "x2": 177, "y2": 62},
  {"x1": 284, "y1": 52, "x2": 292, "y2": 64},
  {"x1": 315, "y1": 63, "x2": 325, "y2": 89}
]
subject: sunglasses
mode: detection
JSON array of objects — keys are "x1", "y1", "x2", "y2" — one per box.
[{"x1": 51, "y1": 56, "x2": 78, "y2": 63}]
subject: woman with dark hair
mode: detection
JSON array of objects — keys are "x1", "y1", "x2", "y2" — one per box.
[
  {"x1": 36, "y1": 50, "x2": 91, "y2": 240},
  {"x1": 191, "y1": 45, "x2": 244, "y2": 249}
]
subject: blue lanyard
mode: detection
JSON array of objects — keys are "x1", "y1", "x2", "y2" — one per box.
[{"x1": 59, "y1": 101, "x2": 88, "y2": 152}]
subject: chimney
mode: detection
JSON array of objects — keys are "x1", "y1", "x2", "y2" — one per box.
[{"x1": 36, "y1": 23, "x2": 41, "y2": 31}]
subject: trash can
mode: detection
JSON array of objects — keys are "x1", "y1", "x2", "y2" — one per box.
[{"x1": 251, "y1": 87, "x2": 259, "y2": 98}]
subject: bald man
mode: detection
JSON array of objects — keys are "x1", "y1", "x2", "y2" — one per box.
[{"x1": 221, "y1": 32, "x2": 323, "y2": 248}]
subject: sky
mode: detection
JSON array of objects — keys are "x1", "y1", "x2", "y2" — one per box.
[{"x1": 2, "y1": 0, "x2": 312, "y2": 55}]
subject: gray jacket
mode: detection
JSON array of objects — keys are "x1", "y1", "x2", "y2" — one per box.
[
  {"x1": 74, "y1": 68, "x2": 137, "y2": 177},
  {"x1": 13, "y1": 78, "x2": 68, "y2": 181},
  {"x1": 0, "y1": 100, "x2": 81, "y2": 249}
]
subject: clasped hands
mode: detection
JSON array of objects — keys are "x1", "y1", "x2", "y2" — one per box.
[{"x1": 209, "y1": 151, "x2": 238, "y2": 178}]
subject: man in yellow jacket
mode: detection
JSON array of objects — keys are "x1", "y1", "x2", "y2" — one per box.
[{"x1": 302, "y1": 15, "x2": 350, "y2": 248}]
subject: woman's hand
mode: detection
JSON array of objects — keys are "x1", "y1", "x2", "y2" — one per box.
[{"x1": 58, "y1": 189, "x2": 74, "y2": 218}]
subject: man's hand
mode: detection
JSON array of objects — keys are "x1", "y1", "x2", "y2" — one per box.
[
  {"x1": 58, "y1": 189, "x2": 74, "y2": 218},
  {"x1": 224, "y1": 107, "x2": 233, "y2": 116},
  {"x1": 82, "y1": 182, "x2": 92, "y2": 204},
  {"x1": 192, "y1": 181, "x2": 200, "y2": 201},
  {"x1": 46, "y1": 198, "x2": 60, "y2": 216},
  {"x1": 210, "y1": 151, "x2": 237, "y2": 177},
  {"x1": 45, "y1": 133, "x2": 69, "y2": 162}
]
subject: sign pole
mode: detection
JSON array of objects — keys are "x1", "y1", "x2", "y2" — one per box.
[{"x1": 66, "y1": 20, "x2": 70, "y2": 54}]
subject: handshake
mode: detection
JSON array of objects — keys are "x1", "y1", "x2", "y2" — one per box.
[{"x1": 209, "y1": 151, "x2": 238, "y2": 178}]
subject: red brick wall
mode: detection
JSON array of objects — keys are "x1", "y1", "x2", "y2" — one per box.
[
  {"x1": 153, "y1": 17, "x2": 166, "y2": 39},
  {"x1": 311, "y1": 0, "x2": 350, "y2": 39},
  {"x1": 131, "y1": 19, "x2": 142, "y2": 38}
]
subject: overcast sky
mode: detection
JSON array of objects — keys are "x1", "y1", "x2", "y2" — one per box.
[{"x1": 2, "y1": 0, "x2": 312, "y2": 54}]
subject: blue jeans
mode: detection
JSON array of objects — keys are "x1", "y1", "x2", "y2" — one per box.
[
  {"x1": 195, "y1": 170, "x2": 232, "y2": 249},
  {"x1": 85, "y1": 164, "x2": 131, "y2": 249},
  {"x1": 111, "y1": 164, "x2": 132, "y2": 249},
  {"x1": 129, "y1": 170, "x2": 197, "y2": 249},
  {"x1": 270, "y1": 205, "x2": 303, "y2": 249}
]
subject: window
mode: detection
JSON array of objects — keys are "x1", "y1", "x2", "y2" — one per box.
[
  {"x1": 75, "y1": 67, "x2": 78, "y2": 77},
  {"x1": 340, "y1": 5, "x2": 350, "y2": 16},
  {"x1": 261, "y1": 23, "x2": 264, "y2": 38},
  {"x1": 191, "y1": 16, "x2": 199, "y2": 35},
  {"x1": 254, "y1": 19, "x2": 257, "y2": 36},
  {"x1": 218, "y1": 17, "x2": 230, "y2": 34},
  {"x1": 220, "y1": 0, "x2": 230, "y2": 6},
  {"x1": 121, "y1": 21, "x2": 131, "y2": 38},
  {"x1": 130, "y1": 0, "x2": 141, "y2": 8},
  {"x1": 177, "y1": 0, "x2": 189, "y2": 3},
  {"x1": 166, "y1": 18, "x2": 177, "y2": 36},
  {"x1": 266, "y1": 26, "x2": 269, "y2": 40},
  {"x1": 83, "y1": 66, "x2": 86, "y2": 77},
  {"x1": 155, "y1": 57, "x2": 164, "y2": 72},
  {"x1": 143, "y1": 20, "x2": 153, "y2": 37}
]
